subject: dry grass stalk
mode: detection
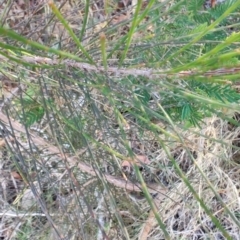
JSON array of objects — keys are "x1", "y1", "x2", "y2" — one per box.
[
  {"x1": 0, "y1": 111, "x2": 167, "y2": 196},
  {"x1": 0, "y1": 54, "x2": 239, "y2": 80}
]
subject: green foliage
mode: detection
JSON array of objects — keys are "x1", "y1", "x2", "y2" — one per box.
[
  {"x1": 1, "y1": 0, "x2": 240, "y2": 238},
  {"x1": 187, "y1": 0, "x2": 205, "y2": 13},
  {"x1": 193, "y1": 81, "x2": 240, "y2": 103},
  {"x1": 17, "y1": 87, "x2": 45, "y2": 127},
  {"x1": 63, "y1": 115, "x2": 85, "y2": 148},
  {"x1": 209, "y1": 0, "x2": 240, "y2": 20},
  {"x1": 16, "y1": 219, "x2": 34, "y2": 240},
  {"x1": 192, "y1": 0, "x2": 240, "y2": 25},
  {"x1": 157, "y1": 80, "x2": 240, "y2": 127},
  {"x1": 21, "y1": 103, "x2": 45, "y2": 127}
]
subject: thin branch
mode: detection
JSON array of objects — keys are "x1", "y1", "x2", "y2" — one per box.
[
  {"x1": 0, "y1": 112, "x2": 168, "y2": 196},
  {"x1": 0, "y1": 53, "x2": 239, "y2": 79},
  {"x1": 0, "y1": 211, "x2": 53, "y2": 217}
]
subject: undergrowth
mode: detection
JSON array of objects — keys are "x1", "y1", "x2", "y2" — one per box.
[{"x1": 0, "y1": 0, "x2": 240, "y2": 239}]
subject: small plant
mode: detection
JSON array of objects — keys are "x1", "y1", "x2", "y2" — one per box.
[{"x1": 0, "y1": 0, "x2": 240, "y2": 239}]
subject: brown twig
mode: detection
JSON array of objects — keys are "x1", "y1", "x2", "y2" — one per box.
[
  {"x1": 1, "y1": 53, "x2": 240, "y2": 79},
  {"x1": 0, "y1": 112, "x2": 167, "y2": 196},
  {"x1": 138, "y1": 194, "x2": 165, "y2": 240},
  {"x1": 0, "y1": 78, "x2": 23, "y2": 111}
]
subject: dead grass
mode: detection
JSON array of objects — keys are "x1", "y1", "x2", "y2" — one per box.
[
  {"x1": 150, "y1": 116, "x2": 240, "y2": 239},
  {"x1": 0, "y1": 0, "x2": 240, "y2": 239},
  {"x1": 1, "y1": 109, "x2": 239, "y2": 239}
]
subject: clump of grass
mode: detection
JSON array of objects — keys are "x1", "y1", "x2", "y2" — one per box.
[{"x1": 0, "y1": 0, "x2": 240, "y2": 239}]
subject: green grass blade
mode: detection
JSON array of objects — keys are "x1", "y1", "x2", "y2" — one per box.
[
  {"x1": 119, "y1": 0, "x2": 143, "y2": 66},
  {"x1": 0, "y1": 27, "x2": 86, "y2": 62},
  {"x1": 157, "y1": 0, "x2": 240, "y2": 68},
  {"x1": 100, "y1": 32, "x2": 108, "y2": 70},
  {"x1": 48, "y1": 2, "x2": 94, "y2": 64},
  {"x1": 79, "y1": 0, "x2": 90, "y2": 41},
  {"x1": 158, "y1": 105, "x2": 232, "y2": 239}
]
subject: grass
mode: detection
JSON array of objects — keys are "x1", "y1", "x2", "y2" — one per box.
[{"x1": 0, "y1": 0, "x2": 240, "y2": 239}]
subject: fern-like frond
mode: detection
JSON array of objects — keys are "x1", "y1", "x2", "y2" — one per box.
[
  {"x1": 192, "y1": 82, "x2": 240, "y2": 103},
  {"x1": 187, "y1": 0, "x2": 205, "y2": 13}
]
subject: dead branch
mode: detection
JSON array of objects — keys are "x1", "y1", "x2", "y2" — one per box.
[
  {"x1": 0, "y1": 112, "x2": 167, "y2": 197},
  {"x1": 1, "y1": 53, "x2": 239, "y2": 79}
]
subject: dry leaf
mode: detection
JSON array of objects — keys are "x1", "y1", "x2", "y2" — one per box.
[
  {"x1": 0, "y1": 139, "x2": 5, "y2": 148},
  {"x1": 11, "y1": 171, "x2": 23, "y2": 180},
  {"x1": 121, "y1": 154, "x2": 151, "y2": 169},
  {"x1": 21, "y1": 182, "x2": 41, "y2": 210},
  {"x1": 112, "y1": 12, "x2": 130, "y2": 24},
  {"x1": 138, "y1": 191, "x2": 166, "y2": 240},
  {"x1": 94, "y1": 21, "x2": 108, "y2": 33}
]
